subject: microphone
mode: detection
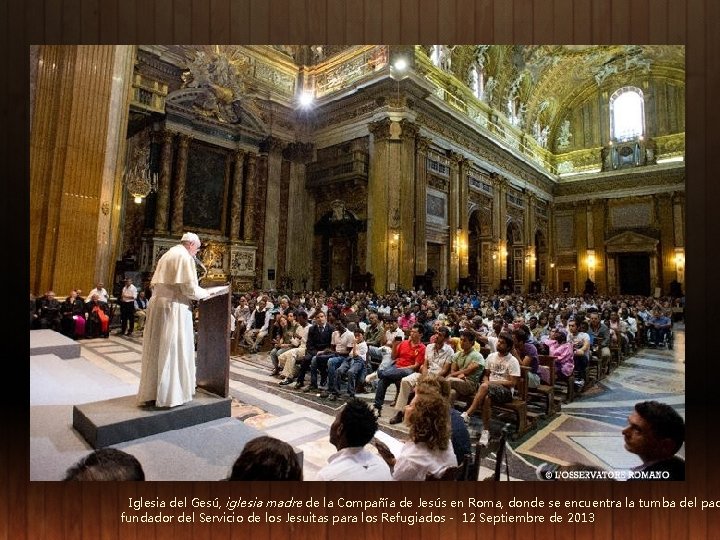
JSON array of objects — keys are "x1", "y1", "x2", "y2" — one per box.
[{"x1": 194, "y1": 256, "x2": 208, "y2": 280}]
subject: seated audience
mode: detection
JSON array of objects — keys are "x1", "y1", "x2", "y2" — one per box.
[
  {"x1": 388, "y1": 326, "x2": 454, "y2": 424},
  {"x1": 60, "y1": 289, "x2": 85, "y2": 339},
  {"x1": 446, "y1": 330, "x2": 485, "y2": 408},
  {"x1": 134, "y1": 290, "x2": 148, "y2": 332},
  {"x1": 64, "y1": 448, "x2": 145, "y2": 481},
  {"x1": 374, "y1": 391, "x2": 457, "y2": 480},
  {"x1": 460, "y1": 332, "x2": 521, "y2": 446},
  {"x1": 37, "y1": 290, "x2": 62, "y2": 331},
  {"x1": 415, "y1": 374, "x2": 471, "y2": 468},
  {"x1": 317, "y1": 398, "x2": 392, "y2": 481},
  {"x1": 623, "y1": 400, "x2": 685, "y2": 480},
  {"x1": 228, "y1": 436, "x2": 302, "y2": 481},
  {"x1": 85, "y1": 293, "x2": 111, "y2": 338},
  {"x1": 540, "y1": 327, "x2": 575, "y2": 383},
  {"x1": 373, "y1": 324, "x2": 426, "y2": 417}
]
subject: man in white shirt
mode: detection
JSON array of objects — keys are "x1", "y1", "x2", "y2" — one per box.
[
  {"x1": 388, "y1": 326, "x2": 454, "y2": 424},
  {"x1": 460, "y1": 332, "x2": 521, "y2": 445},
  {"x1": 118, "y1": 277, "x2": 138, "y2": 336},
  {"x1": 86, "y1": 282, "x2": 109, "y2": 304},
  {"x1": 567, "y1": 318, "x2": 591, "y2": 390},
  {"x1": 320, "y1": 320, "x2": 356, "y2": 399},
  {"x1": 316, "y1": 399, "x2": 392, "y2": 481}
]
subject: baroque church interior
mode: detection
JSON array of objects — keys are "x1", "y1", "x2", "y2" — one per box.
[
  {"x1": 31, "y1": 45, "x2": 685, "y2": 297},
  {"x1": 29, "y1": 45, "x2": 685, "y2": 481}
]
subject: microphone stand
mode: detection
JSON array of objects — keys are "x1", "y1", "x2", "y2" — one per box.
[{"x1": 493, "y1": 423, "x2": 514, "y2": 481}]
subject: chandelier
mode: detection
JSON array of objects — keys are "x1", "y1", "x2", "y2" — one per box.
[{"x1": 124, "y1": 144, "x2": 158, "y2": 204}]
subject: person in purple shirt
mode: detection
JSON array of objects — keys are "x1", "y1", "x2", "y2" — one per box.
[{"x1": 512, "y1": 325, "x2": 540, "y2": 388}]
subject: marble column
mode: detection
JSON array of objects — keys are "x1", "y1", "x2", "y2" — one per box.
[
  {"x1": 262, "y1": 137, "x2": 285, "y2": 290},
  {"x1": 526, "y1": 193, "x2": 537, "y2": 287},
  {"x1": 229, "y1": 149, "x2": 245, "y2": 241},
  {"x1": 170, "y1": 134, "x2": 191, "y2": 236},
  {"x1": 495, "y1": 175, "x2": 508, "y2": 281},
  {"x1": 447, "y1": 152, "x2": 462, "y2": 289},
  {"x1": 284, "y1": 142, "x2": 315, "y2": 286},
  {"x1": 242, "y1": 152, "x2": 258, "y2": 243},
  {"x1": 154, "y1": 130, "x2": 174, "y2": 234},
  {"x1": 397, "y1": 120, "x2": 418, "y2": 288},
  {"x1": 656, "y1": 193, "x2": 675, "y2": 292},
  {"x1": 672, "y1": 193, "x2": 685, "y2": 285},
  {"x1": 367, "y1": 119, "x2": 392, "y2": 293},
  {"x1": 458, "y1": 157, "x2": 470, "y2": 279},
  {"x1": 367, "y1": 118, "x2": 417, "y2": 293},
  {"x1": 414, "y1": 136, "x2": 430, "y2": 276}
]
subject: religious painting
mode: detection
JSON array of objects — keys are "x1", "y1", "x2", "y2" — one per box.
[{"x1": 183, "y1": 143, "x2": 228, "y2": 232}]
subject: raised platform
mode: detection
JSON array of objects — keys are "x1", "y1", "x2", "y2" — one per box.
[
  {"x1": 72, "y1": 389, "x2": 232, "y2": 448},
  {"x1": 30, "y1": 329, "x2": 81, "y2": 359}
]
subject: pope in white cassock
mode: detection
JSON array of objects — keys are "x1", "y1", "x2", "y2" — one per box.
[{"x1": 137, "y1": 232, "x2": 210, "y2": 407}]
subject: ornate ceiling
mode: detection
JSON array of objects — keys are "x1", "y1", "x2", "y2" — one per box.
[{"x1": 134, "y1": 45, "x2": 684, "y2": 178}]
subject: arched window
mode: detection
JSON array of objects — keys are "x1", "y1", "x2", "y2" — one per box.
[{"x1": 610, "y1": 87, "x2": 645, "y2": 142}]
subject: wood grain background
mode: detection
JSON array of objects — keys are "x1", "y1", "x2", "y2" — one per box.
[{"x1": 7, "y1": 0, "x2": 717, "y2": 538}]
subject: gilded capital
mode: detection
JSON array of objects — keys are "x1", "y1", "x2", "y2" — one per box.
[
  {"x1": 178, "y1": 133, "x2": 192, "y2": 148},
  {"x1": 398, "y1": 119, "x2": 419, "y2": 140},
  {"x1": 369, "y1": 118, "x2": 393, "y2": 141},
  {"x1": 416, "y1": 136, "x2": 431, "y2": 154}
]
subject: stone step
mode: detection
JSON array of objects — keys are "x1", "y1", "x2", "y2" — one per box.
[
  {"x1": 30, "y1": 329, "x2": 81, "y2": 360},
  {"x1": 72, "y1": 389, "x2": 232, "y2": 448}
]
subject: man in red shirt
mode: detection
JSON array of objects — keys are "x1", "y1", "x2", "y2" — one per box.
[{"x1": 372, "y1": 323, "x2": 426, "y2": 417}]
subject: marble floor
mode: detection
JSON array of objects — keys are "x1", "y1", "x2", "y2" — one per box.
[{"x1": 68, "y1": 324, "x2": 685, "y2": 481}]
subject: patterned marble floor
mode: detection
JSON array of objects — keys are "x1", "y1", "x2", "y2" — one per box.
[{"x1": 75, "y1": 324, "x2": 684, "y2": 481}]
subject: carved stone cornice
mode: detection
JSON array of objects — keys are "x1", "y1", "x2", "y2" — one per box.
[
  {"x1": 553, "y1": 166, "x2": 684, "y2": 198},
  {"x1": 413, "y1": 101, "x2": 557, "y2": 194},
  {"x1": 260, "y1": 135, "x2": 286, "y2": 154}
]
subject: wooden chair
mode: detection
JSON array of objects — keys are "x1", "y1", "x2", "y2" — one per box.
[
  {"x1": 425, "y1": 453, "x2": 474, "y2": 481},
  {"x1": 528, "y1": 355, "x2": 557, "y2": 416},
  {"x1": 554, "y1": 365, "x2": 576, "y2": 403},
  {"x1": 490, "y1": 367, "x2": 535, "y2": 440},
  {"x1": 588, "y1": 350, "x2": 607, "y2": 383},
  {"x1": 609, "y1": 342, "x2": 624, "y2": 369}
]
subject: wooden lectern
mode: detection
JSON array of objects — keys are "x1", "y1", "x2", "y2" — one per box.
[{"x1": 196, "y1": 285, "x2": 231, "y2": 397}]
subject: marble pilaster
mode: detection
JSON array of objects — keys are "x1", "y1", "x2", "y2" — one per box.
[
  {"x1": 414, "y1": 137, "x2": 430, "y2": 275},
  {"x1": 262, "y1": 137, "x2": 285, "y2": 290},
  {"x1": 170, "y1": 134, "x2": 191, "y2": 236},
  {"x1": 155, "y1": 131, "x2": 174, "y2": 234},
  {"x1": 30, "y1": 45, "x2": 134, "y2": 295},
  {"x1": 242, "y1": 153, "x2": 258, "y2": 243},
  {"x1": 229, "y1": 149, "x2": 245, "y2": 240}
]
